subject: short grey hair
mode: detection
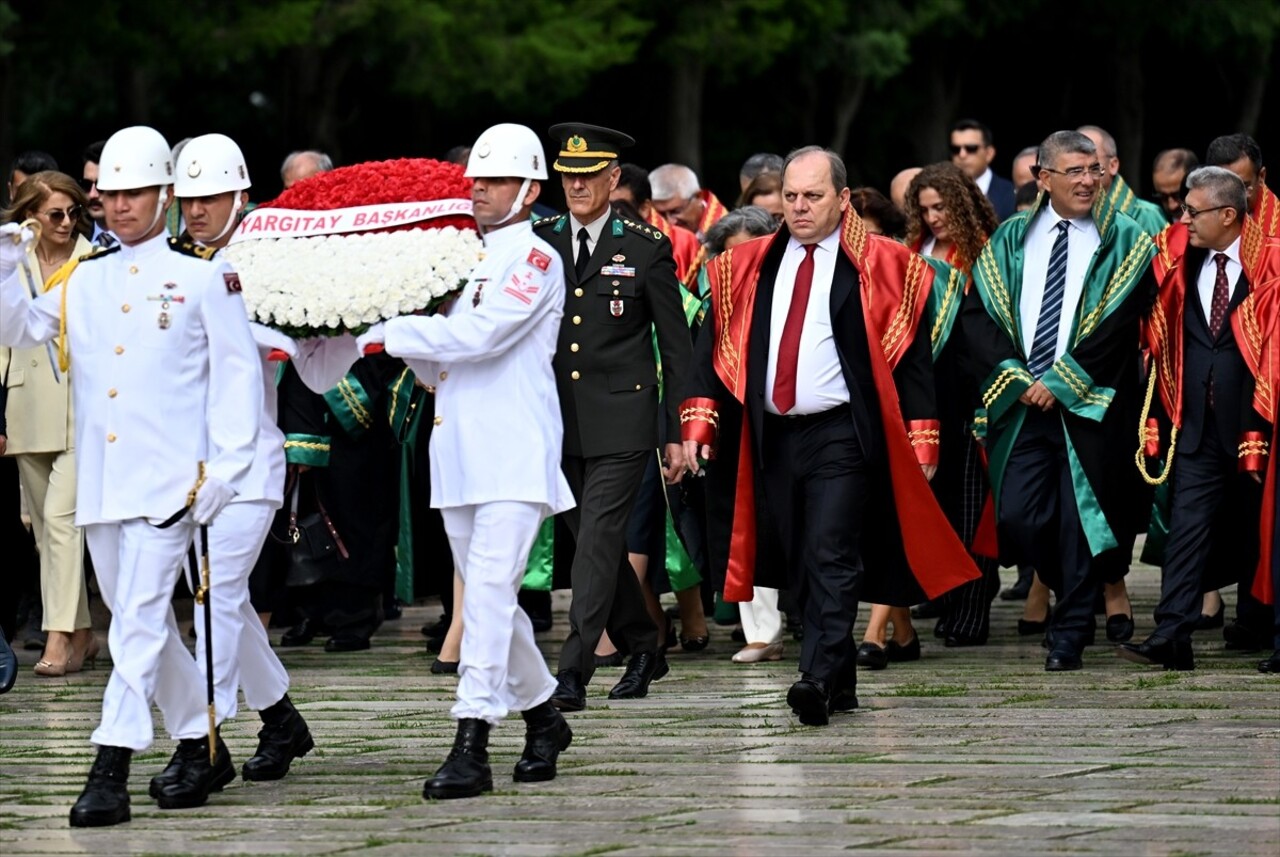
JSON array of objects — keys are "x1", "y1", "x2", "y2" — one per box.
[
  {"x1": 783, "y1": 145, "x2": 847, "y2": 193},
  {"x1": 1037, "y1": 131, "x2": 1096, "y2": 172},
  {"x1": 739, "y1": 152, "x2": 784, "y2": 183},
  {"x1": 704, "y1": 205, "x2": 778, "y2": 255},
  {"x1": 1076, "y1": 124, "x2": 1117, "y2": 159},
  {"x1": 1185, "y1": 166, "x2": 1248, "y2": 217},
  {"x1": 649, "y1": 163, "x2": 700, "y2": 200},
  {"x1": 280, "y1": 150, "x2": 334, "y2": 183}
]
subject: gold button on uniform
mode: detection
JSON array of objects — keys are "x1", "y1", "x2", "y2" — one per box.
[
  {"x1": 635, "y1": 384, "x2": 642, "y2": 390},
  {"x1": 128, "y1": 266, "x2": 138, "y2": 275},
  {"x1": 613, "y1": 289, "x2": 620, "y2": 296},
  {"x1": 108, "y1": 389, "x2": 118, "y2": 398},
  {"x1": 570, "y1": 343, "x2": 579, "y2": 352},
  {"x1": 30, "y1": 359, "x2": 38, "y2": 367},
  {"x1": 433, "y1": 416, "x2": 443, "y2": 426},
  {"x1": 574, "y1": 288, "x2": 583, "y2": 297},
  {"x1": 107, "y1": 433, "x2": 117, "y2": 442},
  {"x1": 572, "y1": 315, "x2": 581, "y2": 325},
  {"x1": 121, "y1": 304, "x2": 131, "y2": 313},
  {"x1": 570, "y1": 370, "x2": 580, "y2": 380},
  {"x1": 439, "y1": 371, "x2": 448, "y2": 381},
  {"x1": 114, "y1": 345, "x2": 124, "y2": 355}
]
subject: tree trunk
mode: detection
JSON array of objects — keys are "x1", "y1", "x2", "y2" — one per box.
[
  {"x1": 828, "y1": 74, "x2": 867, "y2": 163},
  {"x1": 668, "y1": 55, "x2": 704, "y2": 175},
  {"x1": 1234, "y1": 45, "x2": 1270, "y2": 135},
  {"x1": 1113, "y1": 50, "x2": 1145, "y2": 191}
]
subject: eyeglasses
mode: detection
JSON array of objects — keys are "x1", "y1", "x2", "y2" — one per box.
[
  {"x1": 37, "y1": 205, "x2": 83, "y2": 224},
  {"x1": 78, "y1": 178, "x2": 98, "y2": 193},
  {"x1": 655, "y1": 196, "x2": 695, "y2": 219},
  {"x1": 1040, "y1": 164, "x2": 1105, "y2": 182},
  {"x1": 1179, "y1": 203, "x2": 1228, "y2": 218},
  {"x1": 949, "y1": 144, "x2": 982, "y2": 156}
]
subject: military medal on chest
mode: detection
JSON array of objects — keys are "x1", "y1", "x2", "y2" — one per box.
[
  {"x1": 610, "y1": 299, "x2": 624, "y2": 317},
  {"x1": 148, "y1": 285, "x2": 184, "y2": 329}
]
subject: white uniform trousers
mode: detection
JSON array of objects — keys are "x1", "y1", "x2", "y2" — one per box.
[
  {"x1": 16, "y1": 450, "x2": 89, "y2": 631},
  {"x1": 739, "y1": 587, "x2": 785, "y2": 646},
  {"x1": 189, "y1": 500, "x2": 289, "y2": 721},
  {"x1": 441, "y1": 501, "x2": 557, "y2": 724},
  {"x1": 85, "y1": 520, "x2": 206, "y2": 750}
]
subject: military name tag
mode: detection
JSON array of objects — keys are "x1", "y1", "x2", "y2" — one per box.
[
  {"x1": 600, "y1": 265, "x2": 636, "y2": 277},
  {"x1": 610, "y1": 299, "x2": 624, "y2": 317}
]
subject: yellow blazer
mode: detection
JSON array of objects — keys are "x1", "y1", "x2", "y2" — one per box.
[{"x1": 1, "y1": 234, "x2": 92, "y2": 455}]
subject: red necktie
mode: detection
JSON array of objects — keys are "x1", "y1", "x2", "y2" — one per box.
[
  {"x1": 1208, "y1": 252, "x2": 1230, "y2": 339},
  {"x1": 772, "y1": 244, "x2": 817, "y2": 414}
]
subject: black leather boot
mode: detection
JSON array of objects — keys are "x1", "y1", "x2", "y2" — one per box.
[
  {"x1": 153, "y1": 731, "x2": 236, "y2": 809},
  {"x1": 69, "y1": 745, "x2": 132, "y2": 827},
  {"x1": 513, "y1": 701, "x2": 572, "y2": 783},
  {"x1": 242, "y1": 694, "x2": 315, "y2": 781},
  {"x1": 422, "y1": 718, "x2": 492, "y2": 800}
]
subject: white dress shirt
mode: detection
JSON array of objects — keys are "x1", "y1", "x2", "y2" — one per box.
[
  {"x1": 764, "y1": 229, "x2": 850, "y2": 415},
  {"x1": 1195, "y1": 235, "x2": 1243, "y2": 323},
  {"x1": 1018, "y1": 208, "x2": 1101, "y2": 365},
  {"x1": 975, "y1": 168, "x2": 993, "y2": 196},
  {"x1": 568, "y1": 207, "x2": 612, "y2": 260}
]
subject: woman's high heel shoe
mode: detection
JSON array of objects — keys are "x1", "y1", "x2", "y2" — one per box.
[
  {"x1": 33, "y1": 631, "x2": 75, "y2": 677},
  {"x1": 65, "y1": 633, "x2": 101, "y2": 674}
]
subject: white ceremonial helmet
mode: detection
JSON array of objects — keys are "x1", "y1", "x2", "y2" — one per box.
[
  {"x1": 96, "y1": 126, "x2": 174, "y2": 191},
  {"x1": 465, "y1": 123, "x2": 548, "y2": 180},
  {"x1": 175, "y1": 134, "x2": 251, "y2": 198}
]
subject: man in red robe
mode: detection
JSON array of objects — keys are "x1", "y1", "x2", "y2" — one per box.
[
  {"x1": 679, "y1": 146, "x2": 977, "y2": 727},
  {"x1": 650, "y1": 163, "x2": 728, "y2": 241}
]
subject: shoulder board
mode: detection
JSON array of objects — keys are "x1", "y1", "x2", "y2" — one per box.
[
  {"x1": 620, "y1": 218, "x2": 664, "y2": 242},
  {"x1": 532, "y1": 214, "x2": 565, "y2": 229},
  {"x1": 168, "y1": 237, "x2": 218, "y2": 260},
  {"x1": 77, "y1": 245, "x2": 120, "y2": 264}
]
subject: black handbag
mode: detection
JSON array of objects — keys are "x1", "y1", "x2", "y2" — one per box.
[{"x1": 274, "y1": 471, "x2": 349, "y2": 587}]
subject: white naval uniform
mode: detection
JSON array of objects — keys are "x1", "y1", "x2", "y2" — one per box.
[
  {"x1": 384, "y1": 220, "x2": 575, "y2": 723},
  {"x1": 185, "y1": 324, "x2": 360, "y2": 723},
  {"x1": 0, "y1": 232, "x2": 262, "y2": 750}
]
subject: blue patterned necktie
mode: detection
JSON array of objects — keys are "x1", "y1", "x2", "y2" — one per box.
[{"x1": 1027, "y1": 221, "x2": 1071, "y2": 377}]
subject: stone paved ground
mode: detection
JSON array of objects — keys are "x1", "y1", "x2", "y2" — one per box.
[{"x1": 1, "y1": 565, "x2": 1278, "y2": 856}]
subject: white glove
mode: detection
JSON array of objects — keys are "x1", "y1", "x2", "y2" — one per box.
[
  {"x1": 249, "y1": 322, "x2": 299, "y2": 359},
  {"x1": 0, "y1": 223, "x2": 36, "y2": 281},
  {"x1": 356, "y1": 322, "x2": 386, "y2": 354},
  {"x1": 190, "y1": 476, "x2": 235, "y2": 525}
]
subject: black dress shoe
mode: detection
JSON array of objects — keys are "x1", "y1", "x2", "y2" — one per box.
[
  {"x1": 786, "y1": 675, "x2": 830, "y2": 726},
  {"x1": 855, "y1": 641, "x2": 888, "y2": 670},
  {"x1": 0, "y1": 633, "x2": 16, "y2": 695},
  {"x1": 1117, "y1": 635, "x2": 1194, "y2": 671},
  {"x1": 885, "y1": 634, "x2": 922, "y2": 662},
  {"x1": 680, "y1": 633, "x2": 710, "y2": 652},
  {"x1": 70, "y1": 746, "x2": 132, "y2": 827},
  {"x1": 431, "y1": 658, "x2": 459, "y2": 675},
  {"x1": 242, "y1": 695, "x2": 314, "y2": 781},
  {"x1": 932, "y1": 617, "x2": 949, "y2": 639},
  {"x1": 999, "y1": 580, "x2": 1032, "y2": 601},
  {"x1": 608, "y1": 651, "x2": 664, "y2": 699},
  {"x1": 324, "y1": 635, "x2": 371, "y2": 653},
  {"x1": 829, "y1": 686, "x2": 859, "y2": 713},
  {"x1": 944, "y1": 633, "x2": 987, "y2": 648},
  {"x1": 155, "y1": 733, "x2": 236, "y2": 809},
  {"x1": 1194, "y1": 602, "x2": 1225, "y2": 631},
  {"x1": 423, "y1": 718, "x2": 492, "y2": 800},
  {"x1": 1018, "y1": 611, "x2": 1051, "y2": 636},
  {"x1": 513, "y1": 701, "x2": 572, "y2": 783},
  {"x1": 1257, "y1": 650, "x2": 1280, "y2": 673},
  {"x1": 593, "y1": 651, "x2": 625, "y2": 668},
  {"x1": 280, "y1": 619, "x2": 318, "y2": 647},
  {"x1": 1044, "y1": 646, "x2": 1083, "y2": 672},
  {"x1": 1105, "y1": 614, "x2": 1135, "y2": 643},
  {"x1": 550, "y1": 669, "x2": 586, "y2": 712},
  {"x1": 1223, "y1": 620, "x2": 1270, "y2": 651}
]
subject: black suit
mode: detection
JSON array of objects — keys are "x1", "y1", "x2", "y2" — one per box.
[
  {"x1": 1156, "y1": 248, "x2": 1264, "y2": 641},
  {"x1": 987, "y1": 173, "x2": 1017, "y2": 222},
  {"x1": 533, "y1": 209, "x2": 692, "y2": 683},
  {"x1": 689, "y1": 229, "x2": 935, "y2": 689}
]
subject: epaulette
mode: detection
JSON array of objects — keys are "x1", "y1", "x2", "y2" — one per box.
[
  {"x1": 168, "y1": 237, "x2": 218, "y2": 260},
  {"x1": 532, "y1": 214, "x2": 565, "y2": 229},
  {"x1": 77, "y1": 245, "x2": 120, "y2": 263},
  {"x1": 621, "y1": 218, "x2": 664, "y2": 242}
]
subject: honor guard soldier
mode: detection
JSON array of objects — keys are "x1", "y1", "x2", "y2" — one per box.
[
  {"x1": 533, "y1": 123, "x2": 691, "y2": 710},
  {"x1": 144, "y1": 133, "x2": 328, "y2": 800},
  {"x1": 0, "y1": 125, "x2": 264, "y2": 827},
  {"x1": 358, "y1": 123, "x2": 577, "y2": 799}
]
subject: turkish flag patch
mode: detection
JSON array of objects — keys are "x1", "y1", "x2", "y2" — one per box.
[
  {"x1": 526, "y1": 248, "x2": 552, "y2": 272},
  {"x1": 223, "y1": 272, "x2": 242, "y2": 293}
]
